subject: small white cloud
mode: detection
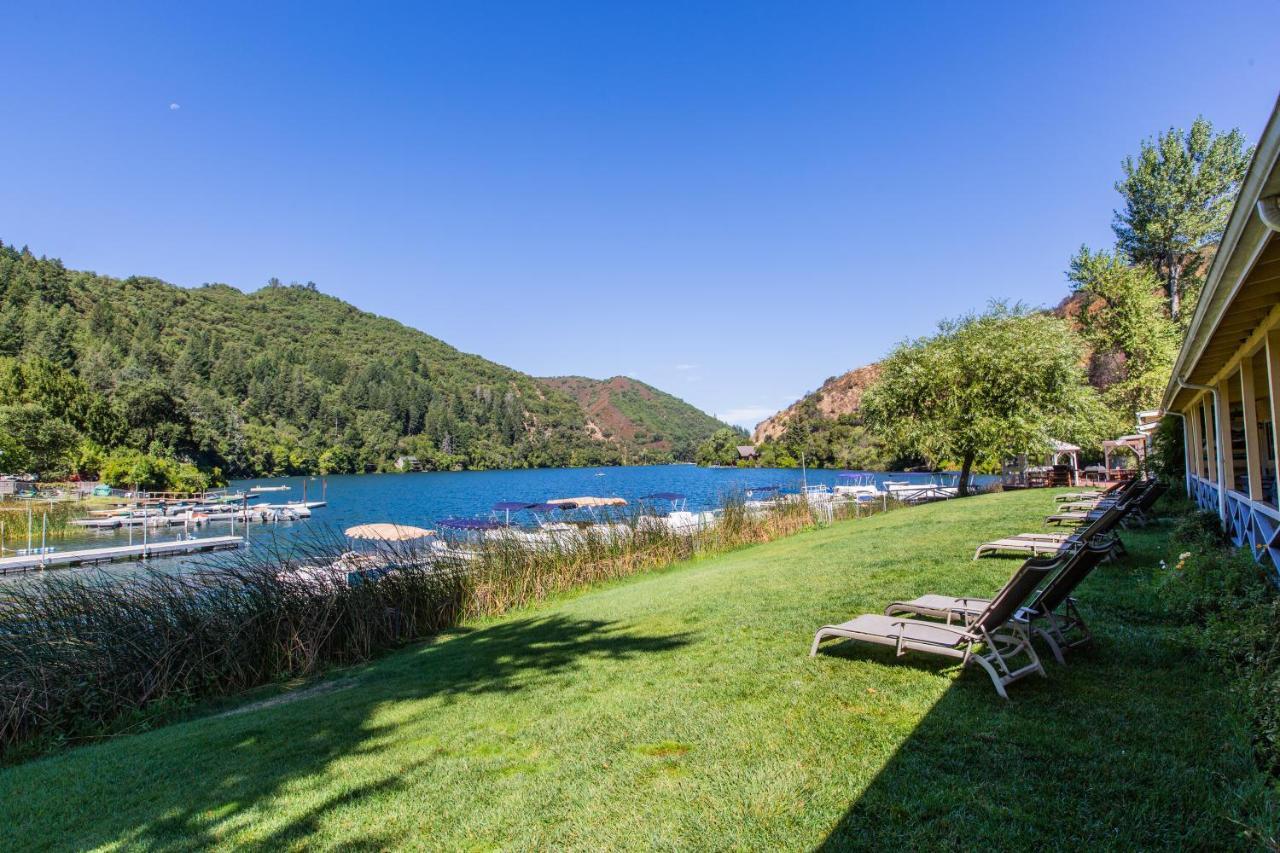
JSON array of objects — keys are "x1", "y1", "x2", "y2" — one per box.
[
  {"x1": 674, "y1": 363, "x2": 696, "y2": 371},
  {"x1": 169, "y1": 102, "x2": 181, "y2": 110},
  {"x1": 716, "y1": 406, "x2": 778, "y2": 429}
]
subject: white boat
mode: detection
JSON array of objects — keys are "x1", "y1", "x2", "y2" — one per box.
[
  {"x1": 884, "y1": 476, "x2": 960, "y2": 503},
  {"x1": 249, "y1": 485, "x2": 291, "y2": 493},
  {"x1": 833, "y1": 473, "x2": 885, "y2": 499}
]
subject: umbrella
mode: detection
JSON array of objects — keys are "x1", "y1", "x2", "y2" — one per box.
[
  {"x1": 546, "y1": 496, "x2": 627, "y2": 508},
  {"x1": 344, "y1": 523, "x2": 436, "y2": 542}
]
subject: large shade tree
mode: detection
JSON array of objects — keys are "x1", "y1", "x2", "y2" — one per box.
[
  {"x1": 1067, "y1": 246, "x2": 1180, "y2": 416},
  {"x1": 1112, "y1": 117, "x2": 1252, "y2": 320},
  {"x1": 861, "y1": 304, "x2": 1108, "y2": 496}
]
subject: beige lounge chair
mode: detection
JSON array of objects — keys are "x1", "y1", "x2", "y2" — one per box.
[
  {"x1": 1054, "y1": 481, "x2": 1125, "y2": 503},
  {"x1": 1045, "y1": 481, "x2": 1165, "y2": 527},
  {"x1": 809, "y1": 555, "x2": 1060, "y2": 698},
  {"x1": 974, "y1": 504, "x2": 1125, "y2": 559},
  {"x1": 885, "y1": 539, "x2": 1112, "y2": 664}
]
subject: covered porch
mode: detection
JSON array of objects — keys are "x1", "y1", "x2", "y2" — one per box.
[{"x1": 1164, "y1": 98, "x2": 1280, "y2": 570}]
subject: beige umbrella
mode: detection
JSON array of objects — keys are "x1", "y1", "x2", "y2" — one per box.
[
  {"x1": 546, "y1": 496, "x2": 628, "y2": 508},
  {"x1": 344, "y1": 523, "x2": 437, "y2": 542}
]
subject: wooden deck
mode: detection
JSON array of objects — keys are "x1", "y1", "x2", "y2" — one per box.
[{"x1": 0, "y1": 536, "x2": 245, "y2": 575}]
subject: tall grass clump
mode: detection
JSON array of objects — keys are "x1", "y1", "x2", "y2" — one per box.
[
  {"x1": 0, "y1": 492, "x2": 898, "y2": 759},
  {"x1": 0, "y1": 531, "x2": 466, "y2": 759}
]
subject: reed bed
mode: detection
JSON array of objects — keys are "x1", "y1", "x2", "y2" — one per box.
[
  {"x1": 0, "y1": 492, "x2": 895, "y2": 759},
  {"x1": 0, "y1": 499, "x2": 91, "y2": 548}
]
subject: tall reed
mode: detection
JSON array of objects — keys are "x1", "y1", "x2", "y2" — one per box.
[{"x1": 0, "y1": 492, "x2": 896, "y2": 759}]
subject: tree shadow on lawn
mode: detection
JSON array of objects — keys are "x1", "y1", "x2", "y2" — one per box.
[
  {"x1": 11, "y1": 614, "x2": 692, "y2": 851},
  {"x1": 812, "y1": 593, "x2": 1262, "y2": 848}
]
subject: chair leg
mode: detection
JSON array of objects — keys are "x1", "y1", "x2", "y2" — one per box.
[
  {"x1": 1032, "y1": 624, "x2": 1066, "y2": 665},
  {"x1": 968, "y1": 653, "x2": 1010, "y2": 699}
]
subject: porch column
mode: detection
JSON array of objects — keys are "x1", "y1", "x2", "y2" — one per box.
[
  {"x1": 1267, "y1": 329, "x2": 1280, "y2": 502},
  {"x1": 1189, "y1": 401, "x2": 1203, "y2": 478},
  {"x1": 1181, "y1": 411, "x2": 1194, "y2": 495},
  {"x1": 1240, "y1": 361, "x2": 1265, "y2": 500},
  {"x1": 1203, "y1": 396, "x2": 1217, "y2": 481},
  {"x1": 1216, "y1": 377, "x2": 1234, "y2": 492}
]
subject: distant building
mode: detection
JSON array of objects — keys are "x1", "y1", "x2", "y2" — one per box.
[
  {"x1": 394, "y1": 455, "x2": 424, "y2": 472},
  {"x1": 736, "y1": 445, "x2": 759, "y2": 461}
]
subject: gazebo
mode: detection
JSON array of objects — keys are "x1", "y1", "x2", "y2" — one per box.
[
  {"x1": 1048, "y1": 439, "x2": 1082, "y2": 474},
  {"x1": 1102, "y1": 435, "x2": 1148, "y2": 480}
]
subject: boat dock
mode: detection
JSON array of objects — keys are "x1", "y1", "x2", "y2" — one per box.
[{"x1": 0, "y1": 536, "x2": 245, "y2": 576}]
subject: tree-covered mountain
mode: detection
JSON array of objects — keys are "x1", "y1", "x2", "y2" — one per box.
[
  {"x1": 0, "y1": 242, "x2": 724, "y2": 485},
  {"x1": 538, "y1": 375, "x2": 730, "y2": 462}
]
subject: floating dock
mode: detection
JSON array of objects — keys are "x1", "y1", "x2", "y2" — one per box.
[{"x1": 0, "y1": 536, "x2": 245, "y2": 575}]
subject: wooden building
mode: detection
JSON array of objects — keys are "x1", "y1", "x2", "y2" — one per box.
[{"x1": 1162, "y1": 97, "x2": 1280, "y2": 567}]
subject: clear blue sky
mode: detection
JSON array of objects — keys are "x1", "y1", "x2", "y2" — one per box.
[{"x1": 2, "y1": 3, "x2": 1278, "y2": 430}]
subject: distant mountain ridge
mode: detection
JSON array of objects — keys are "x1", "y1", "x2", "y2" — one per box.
[
  {"x1": 751, "y1": 364, "x2": 881, "y2": 444},
  {"x1": 0, "y1": 241, "x2": 727, "y2": 475},
  {"x1": 538, "y1": 375, "x2": 730, "y2": 461}
]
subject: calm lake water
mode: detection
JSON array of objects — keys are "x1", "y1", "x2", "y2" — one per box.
[{"x1": 12, "y1": 466, "x2": 991, "y2": 579}]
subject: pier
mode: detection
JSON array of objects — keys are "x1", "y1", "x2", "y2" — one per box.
[{"x1": 0, "y1": 536, "x2": 245, "y2": 575}]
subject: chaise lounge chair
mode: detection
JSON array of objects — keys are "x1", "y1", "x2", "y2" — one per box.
[
  {"x1": 1054, "y1": 477, "x2": 1148, "y2": 512},
  {"x1": 885, "y1": 539, "x2": 1112, "y2": 664},
  {"x1": 1054, "y1": 481, "x2": 1125, "y2": 503},
  {"x1": 809, "y1": 554, "x2": 1062, "y2": 698},
  {"x1": 973, "y1": 503, "x2": 1125, "y2": 559},
  {"x1": 1045, "y1": 481, "x2": 1165, "y2": 527}
]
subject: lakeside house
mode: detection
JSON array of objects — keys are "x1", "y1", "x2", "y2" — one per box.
[
  {"x1": 1163, "y1": 95, "x2": 1280, "y2": 568},
  {"x1": 736, "y1": 445, "x2": 759, "y2": 461}
]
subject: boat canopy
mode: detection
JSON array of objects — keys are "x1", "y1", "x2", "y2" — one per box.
[
  {"x1": 491, "y1": 501, "x2": 537, "y2": 511},
  {"x1": 526, "y1": 502, "x2": 573, "y2": 512},
  {"x1": 547, "y1": 496, "x2": 627, "y2": 507},
  {"x1": 640, "y1": 492, "x2": 685, "y2": 501},
  {"x1": 344, "y1": 523, "x2": 436, "y2": 541},
  {"x1": 437, "y1": 518, "x2": 503, "y2": 531}
]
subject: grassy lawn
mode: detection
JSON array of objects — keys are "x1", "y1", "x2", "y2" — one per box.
[{"x1": 0, "y1": 489, "x2": 1268, "y2": 850}]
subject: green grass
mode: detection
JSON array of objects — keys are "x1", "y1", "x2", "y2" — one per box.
[{"x1": 0, "y1": 490, "x2": 1270, "y2": 849}]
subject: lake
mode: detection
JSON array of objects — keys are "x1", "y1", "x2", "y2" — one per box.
[{"x1": 8, "y1": 466, "x2": 991, "y2": 578}]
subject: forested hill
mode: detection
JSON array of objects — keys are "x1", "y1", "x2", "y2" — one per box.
[
  {"x1": 538, "y1": 375, "x2": 728, "y2": 462},
  {"x1": 0, "y1": 242, "x2": 724, "y2": 482}
]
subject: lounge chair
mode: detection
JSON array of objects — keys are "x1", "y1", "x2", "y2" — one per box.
[
  {"x1": 1054, "y1": 478, "x2": 1147, "y2": 512},
  {"x1": 1045, "y1": 481, "x2": 1165, "y2": 527},
  {"x1": 885, "y1": 540, "x2": 1112, "y2": 664},
  {"x1": 1054, "y1": 481, "x2": 1125, "y2": 503},
  {"x1": 973, "y1": 503, "x2": 1125, "y2": 559},
  {"x1": 809, "y1": 555, "x2": 1061, "y2": 698}
]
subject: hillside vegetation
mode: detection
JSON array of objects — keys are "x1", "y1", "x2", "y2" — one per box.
[
  {"x1": 0, "y1": 243, "x2": 725, "y2": 484},
  {"x1": 539, "y1": 375, "x2": 726, "y2": 462}
]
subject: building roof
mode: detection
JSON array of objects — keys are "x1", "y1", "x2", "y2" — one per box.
[
  {"x1": 737, "y1": 445, "x2": 758, "y2": 456},
  {"x1": 1163, "y1": 95, "x2": 1280, "y2": 411}
]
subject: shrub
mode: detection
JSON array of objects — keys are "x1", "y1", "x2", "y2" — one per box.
[
  {"x1": 98, "y1": 449, "x2": 220, "y2": 492},
  {"x1": 1155, "y1": 503, "x2": 1280, "y2": 781}
]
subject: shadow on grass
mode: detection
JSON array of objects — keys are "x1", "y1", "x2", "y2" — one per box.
[
  {"x1": 812, "y1": 533, "x2": 1264, "y2": 850},
  {"x1": 33, "y1": 614, "x2": 691, "y2": 851}
]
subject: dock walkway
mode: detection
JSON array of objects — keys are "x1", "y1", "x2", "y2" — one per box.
[{"x1": 0, "y1": 536, "x2": 245, "y2": 575}]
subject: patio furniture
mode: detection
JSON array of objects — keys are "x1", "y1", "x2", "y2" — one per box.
[
  {"x1": 809, "y1": 554, "x2": 1060, "y2": 698},
  {"x1": 974, "y1": 503, "x2": 1126, "y2": 559},
  {"x1": 885, "y1": 539, "x2": 1113, "y2": 664}
]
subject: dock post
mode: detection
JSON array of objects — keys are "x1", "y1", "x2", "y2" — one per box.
[{"x1": 40, "y1": 513, "x2": 47, "y2": 567}]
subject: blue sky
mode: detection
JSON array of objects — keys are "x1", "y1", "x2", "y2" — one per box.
[{"x1": 2, "y1": 3, "x2": 1278, "y2": 430}]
